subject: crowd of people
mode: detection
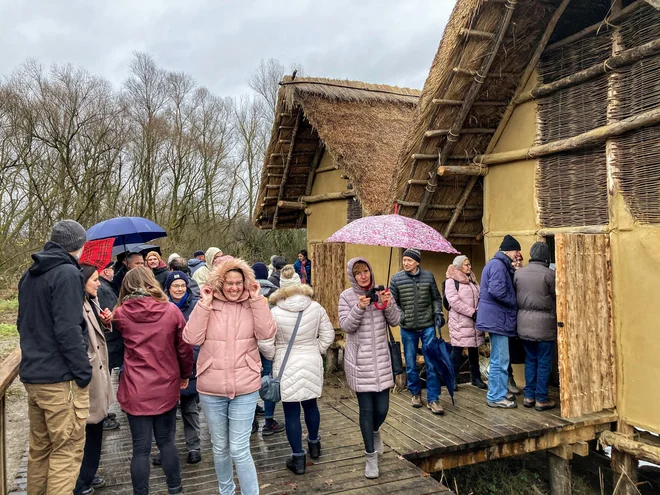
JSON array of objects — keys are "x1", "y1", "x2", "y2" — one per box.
[{"x1": 16, "y1": 219, "x2": 555, "y2": 494}]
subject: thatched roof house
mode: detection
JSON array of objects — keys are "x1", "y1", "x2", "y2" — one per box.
[{"x1": 255, "y1": 77, "x2": 420, "y2": 229}]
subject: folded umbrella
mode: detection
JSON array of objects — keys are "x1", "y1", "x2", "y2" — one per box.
[{"x1": 426, "y1": 329, "x2": 456, "y2": 405}]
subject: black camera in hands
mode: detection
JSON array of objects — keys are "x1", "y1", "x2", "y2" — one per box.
[{"x1": 366, "y1": 285, "x2": 385, "y2": 305}]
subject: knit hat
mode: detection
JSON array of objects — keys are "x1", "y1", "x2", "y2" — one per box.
[
  {"x1": 165, "y1": 271, "x2": 190, "y2": 292},
  {"x1": 280, "y1": 265, "x2": 301, "y2": 288},
  {"x1": 402, "y1": 248, "x2": 421, "y2": 263},
  {"x1": 499, "y1": 235, "x2": 521, "y2": 252},
  {"x1": 251, "y1": 262, "x2": 269, "y2": 280},
  {"x1": 452, "y1": 255, "x2": 468, "y2": 270},
  {"x1": 272, "y1": 256, "x2": 287, "y2": 270},
  {"x1": 50, "y1": 220, "x2": 87, "y2": 253},
  {"x1": 530, "y1": 242, "x2": 551, "y2": 265},
  {"x1": 168, "y1": 253, "x2": 181, "y2": 264},
  {"x1": 193, "y1": 250, "x2": 205, "y2": 258}
]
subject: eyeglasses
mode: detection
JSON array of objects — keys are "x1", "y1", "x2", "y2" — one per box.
[{"x1": 170, "y1": 283, "x2": 187, "y2": 290}]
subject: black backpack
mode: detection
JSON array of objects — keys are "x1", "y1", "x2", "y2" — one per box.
[{"x1": 441, "y1": 279, "x2": 460, "y2": 311}]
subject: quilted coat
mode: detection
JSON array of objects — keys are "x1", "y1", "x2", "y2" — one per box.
[
  {"x1": 259, "y1": 284, "x2": 334, "y2": 402},
  {"x1": 389, "y1": 268, "x2": 442, "y2": 331},
  {"x1": 476, "y1": 251, "x2": 518, "y2": 337},
  {"x1": 183, "y1": 258, "x2": 277, "y2": 399},
  {"x1": 339, "y1": 258, "x2": 400, "y2": 393},
  {"x1": 445, "y1": 265, "x2": 484, "y2": 348},
  {"x1": 514, "y1": 261, "x2": 557, "y2": 341}
]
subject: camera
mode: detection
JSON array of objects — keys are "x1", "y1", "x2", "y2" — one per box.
[{"x1": 366, "y1": 285, "x2": 385, "y2": 305}]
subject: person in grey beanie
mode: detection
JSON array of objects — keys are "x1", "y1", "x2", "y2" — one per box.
[
  {"x1": 18, "y1": 219, "x2": 93, "y2": 493},
  {"x1": 514, "y1": 242, "x2": 557, "y2": 411}
]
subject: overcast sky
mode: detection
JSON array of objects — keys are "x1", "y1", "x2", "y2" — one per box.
[{"x1": 1, "y1": 0, "x2": 455, "y2": 98}]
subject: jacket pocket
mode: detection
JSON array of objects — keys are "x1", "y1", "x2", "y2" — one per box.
[
  {"x1": 72, "y1": 383, "x2": 90, "y2": 420},
  {"x1": 246, "y1": 353, "x2": 261, "y2": 374},
  {"x1": 196, "y1": 356, "x2": 214, "y2": 376}
]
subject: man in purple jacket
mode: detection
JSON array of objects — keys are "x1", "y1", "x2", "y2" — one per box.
[{"x1": 476, "y1": 235, "x2": 521, "y2": 409}]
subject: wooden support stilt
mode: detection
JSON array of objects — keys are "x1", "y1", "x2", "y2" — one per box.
[
  {"x1": 548, "y1": 449, "x2": 572, "y2": 495},
  {"x1": 608, "y1": 423, "x2": 639, "y2": 495}
]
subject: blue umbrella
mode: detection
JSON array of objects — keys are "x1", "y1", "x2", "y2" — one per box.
[
  {"x1": 111, "y1": 243, "x2": 159, "y2": 257},
  {"x1": 426, "y1": 328, "x2": 456, "y2": 405},
  {"x1": 87, "y1": 217, "x2": 166, "y2": 247}
]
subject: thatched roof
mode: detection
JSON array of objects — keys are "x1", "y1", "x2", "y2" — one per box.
[
  {"x1": 392, "y1": 0, "x2": 618, "y2": 244},
  {"x1": 255, "y1": 77, "x2": 420, "y2": 229}
]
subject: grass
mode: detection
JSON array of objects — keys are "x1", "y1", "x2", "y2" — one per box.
[
  {"x1": 0, "y1": 299, "x2": 18, "y2": 313},
  {"x1": 0, "y1": 324, "x2": 17, "y2": 339}
]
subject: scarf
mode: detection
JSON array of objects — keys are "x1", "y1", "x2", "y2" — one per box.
[
  {"x1": 170, "y1": 290, "x2": 189, "y2": 308},
  {"x1": 300, "y1": 260, "x2": 308, "y2": 285},
  {"x1": 122, "y1": 288, "x2": 151, "y2": 303}
]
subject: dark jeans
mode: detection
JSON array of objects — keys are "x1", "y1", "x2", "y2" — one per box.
[
  {"x1": 282, "y1": 399, "x2": 320, "y2": 454},
  {"x1": 126, "y1": 407, "x2": 181, "y2": 495},
  {"x1": 523, "y1": 340, "x2": 554, "y2": 403},
  {"x1": 260, "y1": 353, "x2": 276, "y2": 419},
  {"x1": 180, "y1": 394, "x2": 201, "y2": 452},
  {"x1": 356, "y1": 391, "x2": 390, "y2": 454},
  {"x1": 73, "y1": 422, "x2": 104, "y2": 495},
  {"x1": 401, "y1": 326, "x2": 441, "y2": 402},
  {"x1": 451, "y1": 346, "x2": 480, "y2": 383}
]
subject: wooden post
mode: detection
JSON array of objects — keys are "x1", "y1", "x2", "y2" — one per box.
[
  {"x1": 548, "y1": 448, "x2": 572, "y2": 495},
  {"x1": 610, "y1": 422, "x2": 639, "y2": 495}
]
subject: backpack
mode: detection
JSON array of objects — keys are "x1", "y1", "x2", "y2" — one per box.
[{"x1": 441, "y1": 279, "x2": 460, "y2": 311}]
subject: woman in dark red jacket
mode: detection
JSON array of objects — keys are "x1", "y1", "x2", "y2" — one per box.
[{"x1": 113, "y1": 267, "x2": 193, "y2": 495}]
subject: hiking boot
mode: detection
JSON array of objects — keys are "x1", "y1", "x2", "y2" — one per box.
[
  {"x1": 286, "y1": 451, "x2": 307, "y2": 475},
  {"x1": 487, "y1": 399, "x2": 517, "y2": 409},
  {"x1": 262, "y1": 419, "x2": 285, "y2": 437},
  {"x1": 80, "y1": 487, "x2": 94, "y2": 495},
  {"x1": 103, "y1": 417, "x2": 120, "y2": 430},
  {"x1": 107, "y1": 412, "x2": 117, "y2": 420},
  {"x1": 523, "y1": 398, "x2": 535, "y2": 408},
  {"x1": 365, "y1": 451, "x2": 379, "y2": 479},
  {"x1": 373, "y1": 430, "x2": 383, "y2": 455},
  {"x1": 411, "y1": 394, "x2": 423, "y2": 408},
  {"x1": 507, "y1": 376, "x2": 521, "y2": 395},
  {"x1": 187, "y1": 449, "x2": 201, "y2": 464},
  {"x1": 91, "y1": 476, "x2": 106, "y2": 489},
  {"x1": 255, "y1": 404, "x2": 265, "y2": 416},
  {"x1": 535, "y1": 400, "x2": 556, "y2": 412},
  {"x1": 471, "y1": 374, "x2": 488, "y2": 390},
  {"x1": 427, "y1": 401, "x2": 444, "y2": 415},
  {"x1": 505, "y1": 392, "x2": 517, "y2": 402},
  {"x1": 308, "y1": 438, "x2": 321, "y2": 459},
  {"x1": 167, "y1": 485, "x2": 183, "y2": 494}
]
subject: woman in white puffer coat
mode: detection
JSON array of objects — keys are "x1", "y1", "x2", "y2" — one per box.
[{"x1": 259, "y1": 265, "x2": 334, "y2": 476}]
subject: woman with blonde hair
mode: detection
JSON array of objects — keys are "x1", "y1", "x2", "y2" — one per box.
[
  {"x1": 260, "y1": 264, "x2": 334, "y2": 475},
  {"x1": 113, "y1": 267, "x2": 193, "y2": 495},
  {"x1": 184, "y1": 258, "x2": 277, "y2": 495}
]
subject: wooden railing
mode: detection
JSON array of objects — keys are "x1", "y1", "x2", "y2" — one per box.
[{"x1": 0, "y1": 348, "x2": 21, "y2": 494}]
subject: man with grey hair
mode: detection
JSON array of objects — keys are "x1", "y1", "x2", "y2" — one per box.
[{"x1": 18, "y1": 219, "x2": 93, "y2": 493}]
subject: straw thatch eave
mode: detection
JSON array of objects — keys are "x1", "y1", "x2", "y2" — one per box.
[{"x1": 255, "y1": 77, "x2": 420, "y2": 230}]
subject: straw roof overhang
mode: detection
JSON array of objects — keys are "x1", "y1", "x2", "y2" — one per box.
[
  {"x1": 392, "y1": 0, "x2": 610, "y2": 244},
  {"x1": 254, "y1": 77, "x2": 420, "y2": 230}
]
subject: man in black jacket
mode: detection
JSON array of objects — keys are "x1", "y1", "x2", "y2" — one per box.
[
  {"x1": 268, "y1": 256, "x2": 286, "y2": 288},
  {"x1": 389, "y1": 248, "x2": 446, "y2": 415},
  {"x1": 18, "y1": 219, "x2": 93, "y2": 494}
]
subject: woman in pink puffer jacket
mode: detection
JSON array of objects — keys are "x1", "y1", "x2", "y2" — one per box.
[{"x1": 445, "y1": 255, "x2": 487, "y2": 391}]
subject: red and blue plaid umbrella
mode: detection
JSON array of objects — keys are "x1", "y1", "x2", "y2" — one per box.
[{"x1": 79, "y1": 238, "x2": 115, "y2": 271}]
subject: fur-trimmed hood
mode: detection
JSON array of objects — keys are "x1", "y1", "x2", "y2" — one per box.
[
  {"x1": 446, "y1": 264, "x2": 476, "y2": 284},
  {"x1": 269, "y1": 283, "x2": 314, "y2": 309},
  {"x1": 206, "y1": 257, "x2": 257, "y2": 303}
]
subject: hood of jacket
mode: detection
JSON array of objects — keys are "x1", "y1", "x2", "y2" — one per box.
[
  {"x1": 207, "y1": 257, "x2": 256, "y2": 303},
  {"x1": 269, "y1": 283, "x2": 314, "y2": 310},
  {"x1": 446, "y1": 264, "x2": 476, "y2": 284},
  {"x1": 205, "y1": 247, "x2": 221, "y2": 264},
  {"x1": 118, "y1": 296, "x2": 171, "y2": 323},
  {"x1": 188, "y1": 259, "x2": 204, "y2": 268},
  {"x1": 29, "y1": 241, "x2": 80, "y2": 276},
  {"x1": 346, "y1": 257, "x2": 374, "y2": 295}
]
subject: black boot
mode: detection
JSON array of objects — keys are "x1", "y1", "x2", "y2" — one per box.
[
  {"x1": 470, "y1": 365, "x2": 487, "y2": 390},
  {"x1": 286, "y1": 451, "x2": 307, "y2": 475},
  {"x1": 308, "y1": 438, "x2": 321, "y2": 459}
]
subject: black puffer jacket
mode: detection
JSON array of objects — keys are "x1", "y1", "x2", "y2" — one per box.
[
  {"x1": 17, "y1": 242, "x2": 92, "y2": 388},
  {"x1": 389, "y1": 268, "x2": 443, "y2": 331}
]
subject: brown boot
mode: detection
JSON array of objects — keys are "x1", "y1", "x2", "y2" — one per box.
[
  {"x1": 535, "y1": 400, "x2": 556, "y2": 411},
  {"x1": 427, "y1": 401, "x2": 444, "y2": 415},
  {"x1": 411, "y1": 394, "x2": 423, "y2": 408}
]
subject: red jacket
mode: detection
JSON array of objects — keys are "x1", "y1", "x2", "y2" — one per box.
[{"x1": 114, "y1": 297, "x2": 193, "y2": 416}]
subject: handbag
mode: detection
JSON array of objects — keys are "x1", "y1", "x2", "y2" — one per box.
[
  {"x1": 387, "y1": 326, "x2": 404, "y2": 376},
  {"x1": 259, "y1": 311, "x2": 304, "y2": 403}
]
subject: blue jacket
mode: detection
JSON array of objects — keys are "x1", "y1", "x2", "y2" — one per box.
[
  {"x1": 170, "y1": 290, "x2": 199, "y2": 396},
  {"x1": 187, "y1": 259, "x2": 205, "y2": 275},
  {"x1": 294, "y1": 259, "x2": 312, "y2": 285},
  {"x1": 476, "y1": 251, "x2": 518, "y2": 337}
]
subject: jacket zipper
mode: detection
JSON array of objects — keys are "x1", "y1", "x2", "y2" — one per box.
[
  {"x1": 369, "y1": 307, "x2": 380, "y2": 390},
  {"x1": 412, "y1": 277, "x2": 419, "y2": 329}
]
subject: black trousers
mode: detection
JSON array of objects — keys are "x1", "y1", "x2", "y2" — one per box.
[
  {"x1": 451, "y1": 346, "x2": 480, "y2": 382},
  {"x1": 73, "y1": 422, "x2": 104, "y2": 495},
  {"x1": 356, "y1": 390, "x2": 390, "y2": 454}
]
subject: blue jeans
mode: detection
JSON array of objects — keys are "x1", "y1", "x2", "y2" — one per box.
[
  {"x1": 401, "y1": 326, "x2": 441, "y2": 402},
  {"x1": 487, "y1": 334, "x2": 510, "y2": 402},
  {"x1": 199, "y1": 391, "x2": 259, "y2": 495},
  {"x1": 282, "y1": 399, "x2": 320, "y2": 454},
  {"x1": 523, "y1": 340, "x2": 554, "y2": 403},
  {"x1": 260, "y1": 353, "x2": 276, "y2": 419}
]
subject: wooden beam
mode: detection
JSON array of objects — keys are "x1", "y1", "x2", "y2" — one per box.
[
  {"x1": 272, "y1": 108, "x2": 302, "y2": 229},
  {"x1": 412, "y1": 153, "x2": 477, "y2": 160},
  {"x1": 271, "y1": 151, "x2": 315, "y2": 157},
  {"x1": 453, "y1": 67, "x2": 516, "y2": 78},
  {"x1": 297, "y1": 144, "x2": 324, "y2": 228},
  {"x1": 603, "y1": 429, "x2": 660, "y2": 469},
  {"x1": 267, "y1": 173, "x2": 283, "y2": 178},
  {"x1": 548, "y1": 449, "x2": 572, "y2": 495},
  {"x1": 437, "y1": 165, "x2": 488, "y2": 176},
  {"x1": 277, "y1": 201, "x2": 306, "y2": 210},
  {"x1": 443, "y1": 176, "x2": 480, "y2": 237},
  {"x1": 415, "y1": 0, "x2": 517, "y2": 221},
  {"x1": 265, "y1": 184, "x2": 281, "y2": 189},
  {"x1": 516, "y1": 37, "x2": 660, "y2": 105},
  {"x1": 572, "y1": 441, "x2": 590, "y2": 457},
  {"x1": 279, "y1": 125, "x2": 294, "y2": 130},
  {"x1": 433, "y1": 98, "x2": 509, "y2": 107},
  {"x1": 301, "y1": 191, "x2": 356, "y2": 203},
  {"x1": 396, "y1": 200, "x2": 481, "y2": 210},
  {"x1": 316, "y1": 164, "x2": 340, "y2": 173},
  {"x1": 425, "y1": 128, "x2": 496, "y2": 138},
  {"x1": 460, "y1": 28, "x2": 495, "y2": 40},
  {"x1": 476, "y1": 106, "x2": 660, "y2": 165}
]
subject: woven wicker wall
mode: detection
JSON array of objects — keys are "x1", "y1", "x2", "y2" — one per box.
[{"x1": 310, "y1": 242, "x2": 346, "y2": 329}]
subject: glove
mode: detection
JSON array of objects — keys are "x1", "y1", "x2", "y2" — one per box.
[
  {"x1": 471, "y1": 311, "x2": 477, "y2": 321},
  {"x1": 435, "y1": 313, "x2": 445, "y2": 329}
]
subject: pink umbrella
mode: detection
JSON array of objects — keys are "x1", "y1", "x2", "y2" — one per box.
[{"x1": 326, "y1": 214, "x2": 459, "y2": 254}]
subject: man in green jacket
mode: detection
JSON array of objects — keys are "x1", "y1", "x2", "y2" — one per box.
[{"x1": 389, "y1": 249, "x2": 445, "y2": 415}]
